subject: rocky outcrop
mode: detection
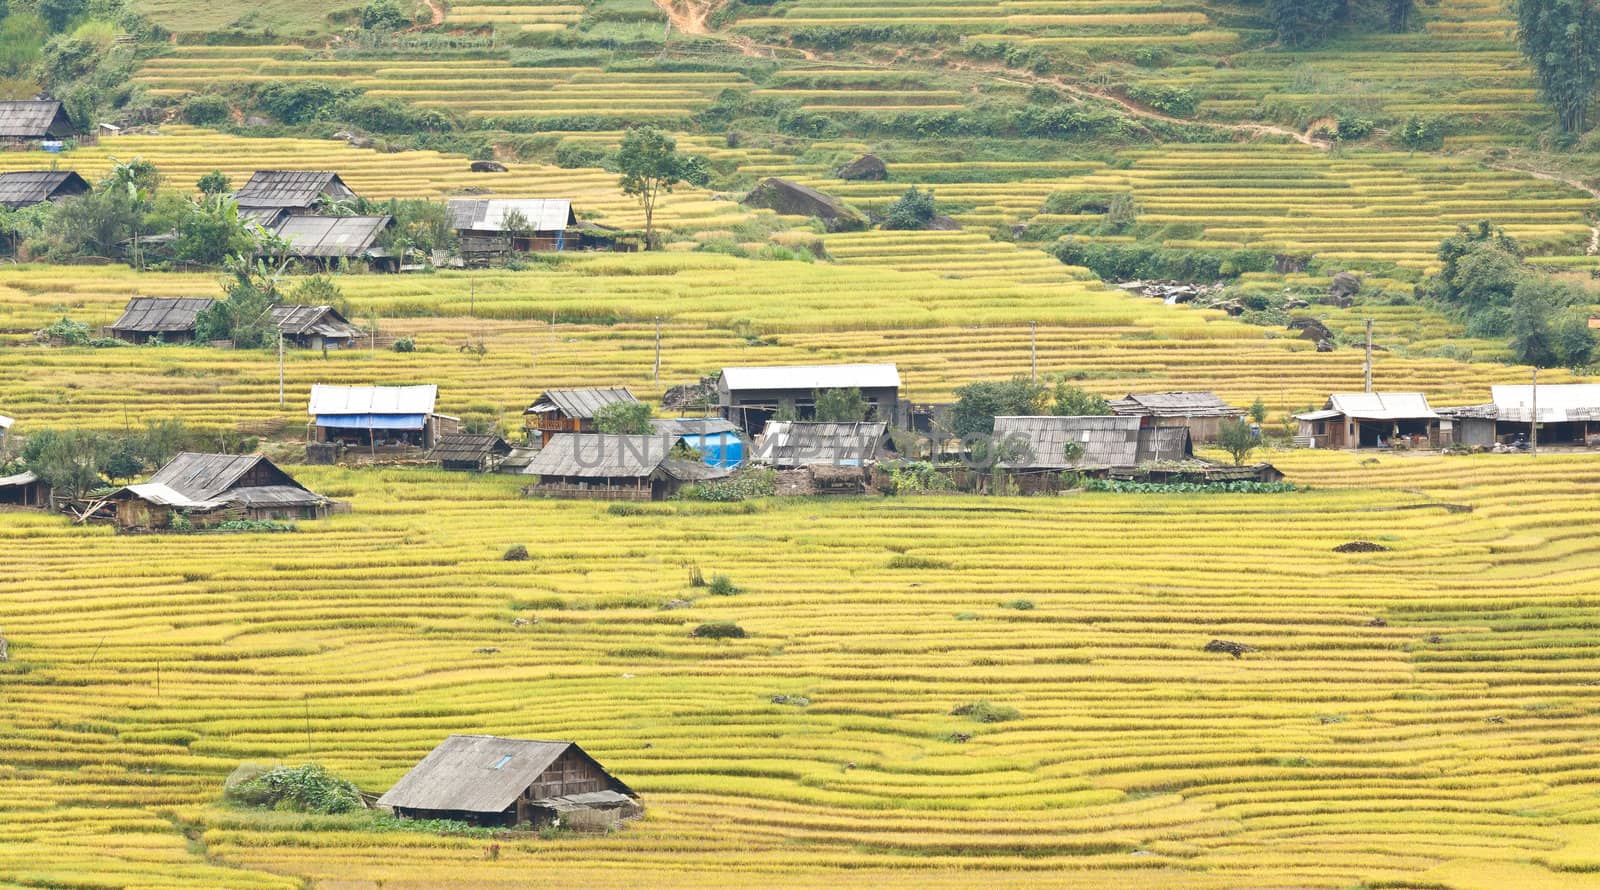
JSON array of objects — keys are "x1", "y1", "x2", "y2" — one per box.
[
  {"x1": 742, "y1": 177, "x2": 867, "y2": 233},
  {"x1": 470, "y1": 160, "x2": 508, "y2": 173},
  {"x1": 836, "y1": 153, "x2": 888, "y2": 181}
]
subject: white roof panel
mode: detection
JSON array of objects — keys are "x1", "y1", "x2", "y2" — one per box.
[
  {"x1": 1491, "y1": 384, "x2": 1600, "y2": 423},
  {"x1": 307, "y1": 384, "x2": 437, "y2": 416},
  {"x1": 0, "y1": 414, "x2": 12, "y2": 430},
  {"x1": 721, "y1": 363, "x2": 900, "y2": 392},
  {"x1": 1326, "y1": 392, "x2": 1437, "y2": 420}
]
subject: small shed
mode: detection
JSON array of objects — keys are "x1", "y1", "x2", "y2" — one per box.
[
  {"x1": 430, "y1": 434, "x2": 512, "y2": 472},
  {"x1": 523, "y1": 387, "x2": 638, "y2": 445},
  {"x1": 1436, "y1": 404, "x2": 1498, "y2": 448},
  {"x1": 308, "y1": 384, "x2": 460, "y2": 450},
  {"x1": 0, "y1": 170, "x2": 89, "y2": 210},
  {"x1": 270, "y1": 304, "x2": 364, "y2": 350},
  {"x1": 102, "y1": 452, "x2": 330, "y2": 529},
  {"x1": 1295, "y1": 393, "x2": 1439, "y2": 449},
  {"x1": 751, "y1": 421, "x2": 886, "y2": 468},
  {"x1": 992, "y1": 415, "x2": 1192, "y2": 471},
  {"x1": 235, "y1": 171, "x2": 357, "y2": 213},
  {"x1": 377, "y1": 734, "x2": 639, "y2": 829},
  {"x1": 1109, "y1": 391, "x2": 1245, "y2": 443},
  {"x1": 1489, "y1": 384, "x2": 1600, "y2": 445},
  {"x1": 269, "y1": 215, "x2": 394, "y2": 269},
  {"x1": 449, "y1": 198, "x2": 576, "y2": 254},
  {"x1": 522, "y1": 433, "x2": 725, "y2": 501},
  {"x1": 0, "y1": 100, "x2": 75, "y2": 141},
  {"x1": 0, "y1": 471, "x2": 50, "y2": 508},
  {"x1": 719, "y1": 363, "x2": 902, "y2": 434},
  {"x1": 108, "y1": 297, "x2": 218, "y2": 344}
]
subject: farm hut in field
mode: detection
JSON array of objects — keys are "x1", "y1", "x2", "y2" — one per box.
[
  {"x1": 1295, "y1": 393, "x2": 1439, "y2": 449},
  {"x1": 719, "y1": 363, "x2": 902, "y2": 435},
  {"x1": 1109, "y1": 391, "x2": 1245, "y2": 443},
  {"x1": 0, "y1": 170, "x2": 88, "y2": 210},
  {"x1": 497, "y1": 445, "x2": 538, "y2": 475},
  {"x1": 108, "y1": 297, "x2": 218, "y2": 344},
  {"x1": 269, "y1": 304, "x2": 364, "y2": 350},
  {"x1": 377, "y1": 735, "x2": 639, "y2": 829},
  {"x1": 234, "y1": 171, "x2": 357, "y2": 214},
  {"x1": 0, "y1": 100, "x2": 75, "y2": 142},
  {"x1": 0, "y1": 471, "x2": 50, "y2": 508},
  {"x1": 430, "y1": 434, "x2": 512, "y2": 472},
  {"x1": 1488, "y1": 384, "x2": 1600, "y2": 445},
  {"x1": 308, "y1": 384, "x2": 460, "y2": 451},
  {"x1": 449, "y1": 198, "x2": 576, "y2": 256},
  {"x1": 993, "y1": 415, "x2": 1192, "y2": 473},
  {"x1": 751, "y1": 421, "x2": 886, "y2": 468},
  {"x1": 100, "y1": 452, "x2": 331, "y2": 529},
  {"x1": 269, "y1": 215, "x2": 396, "y2": 271},
  {"x1": 1436, "y1": 403, "x2": 1498, "y2": 448},
  {"x1": 522, "y1": 433, "x2": 726, "y2": 501},
  {"x1": 652, "y1": 417, "x2": 744, "y2": 469},
  {"x1": 523, "y1": 387, "x2": 638, "y2": 445}
]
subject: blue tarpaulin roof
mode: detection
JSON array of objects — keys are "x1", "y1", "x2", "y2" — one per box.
[
  {"x1": 315, "y1": 413, "x2": 427, "y2": 430},
  {"x1": 683, "y1": 432, "x2": 744, "y2": 469}
]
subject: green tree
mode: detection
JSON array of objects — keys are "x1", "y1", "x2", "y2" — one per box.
[
  {"x1": 882, "y1": 186, "x2": 937, "y2": 231},
  {"x1": 1049, "y1": 382, "x2": 1110, "y2": 416},
  {"x1": 1427, "y1": 221, "x2": 1524, "y2": 311},
  {"x1": 289, "y1": 275, "x2": 348, "y2": 314},
  {"x1": 21, "y1": 428, "x2": 107, "y2": 500},
  {"x1": 195, "y1": 257, "x2": 285, "y2": 348},
  {"x1": 1386, "y1": 0, "x2": 1417, "y2": 31},
  {"x1": 100, "y1": 437, "x2": 143, "y2": 483},
  {"x1": 1554, "y1": 310, "x2": 1597, "y2": 368},
  {"x1": 197, "y1": 171, "x2": 231, "y2": 195},
  {"x1": 1514, "y1": 0, "x2": 1600, "y2": 133},
  {"x1": 1507, "y1": 276, "x2": 1593, "y2": 367},
  {"x1": 1249, "y1": 397, "x2": 1269, "y2": 424},
  {"x1": 361, "y1": 0, "x2": 410, "y2": 29},
  {"x1": 173, "y1": 195, "x2": 258, "y2": 267},
  {"x1": 593, "y1": 400, "x2": 655, "y2": 435},
  {"x1": 1266, "y1": 0, "x2": 1347, "y2": 47},
  {"x1": 950, "y1": 377, "x2": 1050, "y2": 437},
  {"x1": 813, "y1": 387, "x2": 869, "y2": 422},
  {"x1": 1216, "y1": 418, "x2": 1259, "y2": 466},
  {"x1": 617, "y1": 126, "x2": 699, "y2": 248},
  {"x1": 38, "y1": 0, "x2": 86, "y2": 32}
]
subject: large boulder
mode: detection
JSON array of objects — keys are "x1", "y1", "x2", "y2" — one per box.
[
  {"x1": 1329, "y1": 270, "x2": 1363, "y2": 300},
  {"x1": 471, "y1": 160, "x2": 508, "y2": 173},
  {"x1": 1288, "y1": 316, "x2": 1334, "y2": 345},
  {"x1": 836, "y1": 153, "x2": 888, "y2": 181},
  {"x1": 742, "y1": 177, "x2": 866, "y2": 233}
]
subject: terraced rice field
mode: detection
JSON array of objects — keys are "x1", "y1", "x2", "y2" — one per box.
[{"x1": 6, "y1": 450, "x2": 1600, "y2": 888}]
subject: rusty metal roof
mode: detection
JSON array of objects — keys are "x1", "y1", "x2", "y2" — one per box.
[
  {"x1": 110, "y1": 297, "x2": 218, "y2": 334},
  {"x1": 376, "y1": 734, "x2": 634, "y2": 814}
]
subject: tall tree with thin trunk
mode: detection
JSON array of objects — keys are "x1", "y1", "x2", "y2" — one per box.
[
  {"x1": 617, "y1": 126, "x2": 695, "y2": 249},
  {"x1": 1514, "y1": 0, "x2": 1600, "y2": 134}
]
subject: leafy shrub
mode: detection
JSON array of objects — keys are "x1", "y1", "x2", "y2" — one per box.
[
  {"x1": 1127, "y1": 84, "x2": 1196, "y2": 117},
  {"x1": 225, "y1": 764, "x2": 362, "y2": 814},
  {"x1": 503, "y1": 544, "x2": 530, "y2": 561},
  {"x1": 770, "y1": 693, "x2": 809, "y2": 706},
  {"x1": 1336, "y1": 117, "x2": 1375, "y2": 141},
  {"x1": 679, "y1": 468, "x2": 775, "y2": 502},
  {"x1": 392, "y1": 336, "x2": 415, "y2": 353},
  {"x1": 554, "y1": 141, "x2": 610, "y2": 169},
  {"x1": 214, "y1": 519, "x2": 294, "y2": 532},
  {"x1": 691, "y1": 621, "x2": 747, "y2": 639},
  {"x1": 882, "y1": 186, "x2": 937, "y2": 230},
  {"x1": 255, "y1": 81, "x2": 358, "y2": 125},
  {"x1": 336, "y1": 96, "x2": 452, "y2": 134},
  {"x1": 950, "y1": 701, "x2": 1021, "y2": 723},
  {"x1": 1001, "y1": 599, "x2": 1034, "y2": 610},
  {"x1": 361, "y1": 0, "x2": 409, "y2": 30},
  {"x1": 886, "y1": 461, "x2": 954, "y2": 494},
  {"x1": 707, "y1": 574, "x2": 740, "y2": 596},
  {"x1": 1080, "y1": 479, "x2": 1297, "y2": 494},
  {"x1": 43, "y1": 315, "x2": 90, "y2": 345},
  {"x1": 181, "y1": 94, "x2": 231, "y2": 126},
  {"x1": 887, "y1": 554, "x2": 949, "y2": 570},
  {"x1": 1053, "y1": 239, "x2": 1274, "y2": 282},
  {"x1": 167, "y1": 511, "x2": 194, "y2": 532}
]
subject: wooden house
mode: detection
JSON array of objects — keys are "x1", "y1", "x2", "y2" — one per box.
[
  {"x1": 101, "y1": 452, "x2": 331, "y2": 529},
  {"x1": 448, "y1": 198, "x2": 576, "y2": 255},
  {"x1": 0, "y1": 170, "x2": 88, "y2": 210},
  {"x1": 308, "y1": 384, "x2": 460, "y2": 451},
  {"x1": 523, "y1": 388, "x2": 638, "y2": 445},
  {"x1": 430, "y1": 434, "x2": 512, "y2": 472},
  {"x1": 750, "y1": 421, "x2": 886, "y2": 468},
  {"x1": 522, "y1": 433, "x2": 726, "y2": 501},
  {"x1": 1109, "y1": 391, "x2": 1245, "y2": 443},
  {"x1": 0, "y1": 471, "x2": 50, "y2": 508},
  {"x1": 993, "y1": 415, "x2": 1192, "y2": 471},
  {"x1": 270, "y1": 304, "x2": 364, "y2": 349},
  {"x1": 268, "y1": 215, "x2": 395, "y2": 270},
  {"x1": 376, "y1": 734, "x2": 639, "y2": 829},
  {"x1": 1295, "y1": 393, "x2": 1440, "y2": 449},
  {"x1": 0, "y1": 100, "x2": 75, "y2": 142},
  {"x1": 719, "y1": 363, "x2": 902, "y2": 434},
  {"x1": 234, "y1": 171, "x2": 357, "y2": 215},
  {"x1": 1487, "y1": 384, "x2": 1600, "y2": 445},
  {"x1": 108, "y1": 297, "x2": 218, "y2": 344}
]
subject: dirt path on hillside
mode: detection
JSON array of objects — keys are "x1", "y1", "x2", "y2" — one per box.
[
  {"x1": 1488, "y1": 162, "x2": 1600, "y2": 255},
  {"x1": 653, "y1": 0, "x2": 722, "y2": 35},
  {"x1": 422, "y1": 0, "x2": 445, "y2": 26}
]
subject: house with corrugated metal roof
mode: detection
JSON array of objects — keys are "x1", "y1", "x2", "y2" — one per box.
[
  {"x1": 1295, "y1": 393, "x2": 1439, "y2": 449},
  {"x1": 268, "y1": 215, "x2": 395, "y2": 270},
  {"x1": 108, "y1": 297, "x2": 218, "y2": 344},
  {"x1": 719, "y1": 363, "x2": 902, "y2": 434},
  {"x1": 993, "y1": 415, "x2": 1192, "y2": 471},
  {"x1": 429, "y1": 434, "x2": 512, "y2": 472},
  {"x1": 100, "y1": 452, "x2": 331, "y2": 529},
  {"x1": 1109, "y1": 391, "x2": 1245, "y2": 443},
  {"x1": 448, "y1": 198, "x2": 576, "y2": 255},
  {"x1": 1440, "y1": 385, "x2": 1600, "y2": 447},
  {"x1": 521, "y1": 433, "x2": 727, "y2": 501},
  {"x1": 523, "y1": 387, "x2": 637, "y2": 445},
  {"x1": 751, "y1": 421, "x2": 886, "y2": 468},
  {"x1": 308, "y1": 384, "x2": 460, "y2": 450},
  {"x1": 377, "y1": 735, "x2": 640, "y2": 829},
  {"x1": 0, "y1": 170, "x2": 88, "y2": 210},
  {"x1": 235, "y1": 171, "x2": 357, "y2": 214},
  {"x1": 0, "y1": 471, "x2": 49, "y2": 508},
  {"x1": 269, "y1": 304, "x2": 364, "y2": 349},
  {"x1": 0, "y1": 100, "x2": 75, "y2": 141}
]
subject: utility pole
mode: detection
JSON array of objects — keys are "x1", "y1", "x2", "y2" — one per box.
[
  {"x1": 654, "y1": 316, "x2": 662, "y2": 384},
  {"x1": 1030, "y1": 321, "x2": 1038, "y2": 381},
  {"x1": 278, "y1": 330, "x2": 285, "y2": 408},
  {"x1": 469, "y1": 277, "x2": 475, "y2": 317},
  {"x1": 1364, "y1": 318, "x2": 1374, "y2": 393},
  {"x1": 1531, "y1": 366, "x2": 1539, "y2": 458}
]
